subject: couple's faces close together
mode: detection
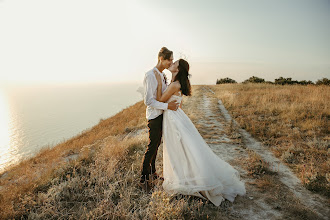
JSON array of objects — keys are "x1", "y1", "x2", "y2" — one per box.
[
  {"x1": 161, "y1": 54, "x2": 179, "y2": 74},
  {"x1": 160, "y1": 54, "x2": 173, "y2": 69},
  {"x1": 168, "y1": 60, "x2": 179, "y2": 74}
]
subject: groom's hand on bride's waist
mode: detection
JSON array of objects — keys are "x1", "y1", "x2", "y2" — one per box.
[{"x1": 168, "y1": 100, "x2": 179, "y2": 111}]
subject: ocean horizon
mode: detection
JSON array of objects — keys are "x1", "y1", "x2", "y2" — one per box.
[{"x1": 0, "y1": 82, "x2": 143, "y2": 173}]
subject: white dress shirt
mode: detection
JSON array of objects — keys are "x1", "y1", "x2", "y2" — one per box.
[{"x1": 143, "y1": 67, "x2": 169, "y2": 120}]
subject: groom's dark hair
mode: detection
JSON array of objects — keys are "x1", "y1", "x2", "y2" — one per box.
[{"x1": 158, "y1": 47, "x2": 173, "y2": 60}]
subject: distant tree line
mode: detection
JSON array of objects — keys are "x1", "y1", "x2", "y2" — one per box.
[{"x1": 216, "y1": 76, "x2": 329, "y2": 85}]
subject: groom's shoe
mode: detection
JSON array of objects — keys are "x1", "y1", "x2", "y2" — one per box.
[
  {"x1": 151, "y1": 172, "x2": 164, "y2": 181},
  {"x1": 138, "y1": 180, "x2": 152, "y2": 193},
  {"x1": 139, "y1": 175, "x2": 152, "y2": 192}
]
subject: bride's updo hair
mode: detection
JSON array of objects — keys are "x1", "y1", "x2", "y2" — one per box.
[{"x1": 174, "y1": 59, "x2": 192, "y2": 96}]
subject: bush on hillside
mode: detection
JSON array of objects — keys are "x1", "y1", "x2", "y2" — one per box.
[
  {"x1": 298, "y1": 80, "x2": 314, "y2": 85},
  {"x1": 274, "y1": 77, "x2": 299, "y2": 85},
  {"x1": 316, "y1": 78, "x2": 330, "y2": 86},
  {"x1": 243, "y1": 76, "x2": 265, "y2": 83},
  {"x1": 216, "y1": 77, "x2": 237, "y2": 84}
]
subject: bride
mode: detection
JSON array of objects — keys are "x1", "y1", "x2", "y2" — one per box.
[{"x1": 153, "y1": 59, "x2": 246, "y2": 206}]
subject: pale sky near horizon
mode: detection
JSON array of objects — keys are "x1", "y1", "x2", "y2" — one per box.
[{"x1": 0, "y1": 0, "x2": 329, "y2": 86}]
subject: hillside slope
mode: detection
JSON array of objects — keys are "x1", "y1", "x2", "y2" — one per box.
[{"x1": 0, "y1": 85, "x2": 328, "y2": 219}]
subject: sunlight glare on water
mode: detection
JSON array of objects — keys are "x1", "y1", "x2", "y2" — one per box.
[
  {"x1": 0, "y1": 83, "x2": 143, "y2": 173},
  {"x1": 0, "y1": 89, "x2": 22, "y2": 173}
]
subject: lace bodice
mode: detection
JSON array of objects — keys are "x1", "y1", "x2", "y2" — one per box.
[{"x1": 166, "y1": 91, "x2": 183, "y2": 104}]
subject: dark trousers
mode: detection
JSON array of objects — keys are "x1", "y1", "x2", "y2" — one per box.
[{"x1": 140, "y1": 114, "x2": 163, "y2": 181}]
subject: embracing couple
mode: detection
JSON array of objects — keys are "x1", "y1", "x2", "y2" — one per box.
[{"x1": 139, "y1": 47, "x2": 246, "y2": 206}]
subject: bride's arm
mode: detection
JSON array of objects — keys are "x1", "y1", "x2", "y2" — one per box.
[
  {"x1": 154, "y1": 70, "x2": 181, "y2": 103},
  {"x1": 158, "y1": 83, "x2": 180, "y2": 102},
  {"x1": 154, "y1": 71, "x2": 181, "y2": 102}
]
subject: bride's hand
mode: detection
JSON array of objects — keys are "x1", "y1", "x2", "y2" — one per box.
[{"x1": 153, "y1": 70, "x2": 162, "y2": 84}]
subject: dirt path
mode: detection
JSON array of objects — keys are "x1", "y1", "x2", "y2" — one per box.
[{"x1": 185, "y1": 86, "x2": 329, "y2": 220}]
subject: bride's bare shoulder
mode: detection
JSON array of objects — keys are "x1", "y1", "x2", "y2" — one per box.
[{"x1": 171, "y1": 81, "x2": 181, "y2": 89}]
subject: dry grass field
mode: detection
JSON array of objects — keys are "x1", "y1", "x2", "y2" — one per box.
[
  {"x1": 0, "y1": 87, "x2": 228, "y2": 219},
  {"x1": 210, "y1": 83, "x2": 329, "y2": 197},
  {"x1": 0, "y1": 84, "x2": 328, "y2": 219}
]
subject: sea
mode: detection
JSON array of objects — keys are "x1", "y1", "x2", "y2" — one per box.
[{"x1": 0, "y1": 82, "x2": 143, "y2": 173}]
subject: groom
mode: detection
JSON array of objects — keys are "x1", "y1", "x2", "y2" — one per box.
[{"x1": 140, "y1": 47, "x2": 179, "y2": 187}]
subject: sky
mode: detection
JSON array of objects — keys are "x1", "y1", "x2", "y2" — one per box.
[{"x1": 0, "y1": 0, "x2": 329, "y2": 86}]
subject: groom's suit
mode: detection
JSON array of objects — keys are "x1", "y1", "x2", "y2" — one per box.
[{"x1": 140, "y1": 67, "x2": 168, "y2": 182}]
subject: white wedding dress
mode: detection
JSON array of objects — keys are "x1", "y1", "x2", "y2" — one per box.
[{"x1": 162, "y1": 91, "x2": 246, "y2": 206}]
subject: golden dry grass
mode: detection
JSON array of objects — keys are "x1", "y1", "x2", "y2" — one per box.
[
  {"x1": 180, "y1": 85, "x2": 324, "y2": 219},
  {"x1": 0, "y1": 86, "x2": 235, "y2": 219},
  {"x1": 210, "y1": 83, "x2": 329, "y2": 197},
  {"x1": 1, "y1": 83, "x2": 328, "y2": 219},
  {"x1": 0, "y1": 101, "x2": 147, "y2": 219}
]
